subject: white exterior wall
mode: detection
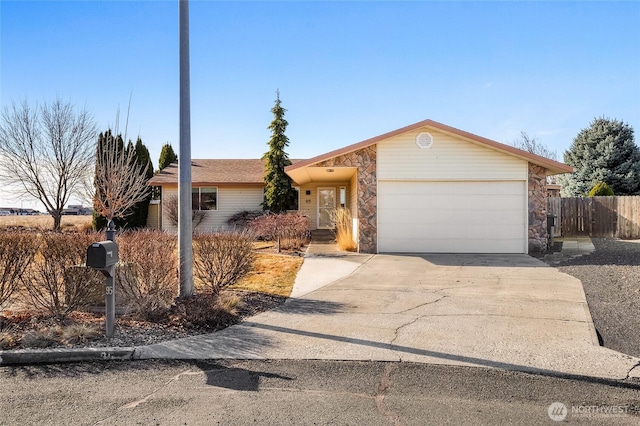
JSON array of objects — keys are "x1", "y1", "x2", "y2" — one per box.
[
  {"x1": 375, "y1": 126, "x2": 529, "y2": 253},
  {"x1": 377, "y1": 128, "x2": 527, "y2": 181},
  {"x1": 161, "y1": 186, "x2": 264, "y2": 232}
]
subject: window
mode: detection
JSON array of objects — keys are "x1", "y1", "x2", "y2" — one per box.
[
  {"x1": 191, "y1": 187, "x2": 217, "y2": 211},
  {"x1": 339, "y1": 186, "x2": 346, "y2": 208}
]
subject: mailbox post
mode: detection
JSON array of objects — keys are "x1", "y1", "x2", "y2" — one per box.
[{"x1": 86, "y1": 239, "x2": 119, "y2": 338}]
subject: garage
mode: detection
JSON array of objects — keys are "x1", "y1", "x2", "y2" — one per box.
[
  {"x1": 377, "y1": 180, "x2": 527, "y2": 253},
  {"x1": 285, "y1": 118, "x2": 574, "y2": 254}
]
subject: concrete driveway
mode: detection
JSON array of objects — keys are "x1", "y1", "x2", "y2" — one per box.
[{"x1": 138, "y1": 253, "x2": 640, "y2": 380}]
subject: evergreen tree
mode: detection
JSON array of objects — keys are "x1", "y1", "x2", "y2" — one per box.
[
  {"x1": 262, "y1": 91, "x2": 297, "y2": 213},
  {"x1": 125, "y1": 137, "x2": 154, "y2": 228},
  {"x1": 558, "y1": 118, "x2": 640, "y2": 196},
  {"x1": 158, "y1": 143, "x2": 178, "y2": 170}
]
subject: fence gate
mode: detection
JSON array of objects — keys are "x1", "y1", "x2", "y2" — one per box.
[{"x1": 548, "y1": 196, "x2": 640, "y2": 239}]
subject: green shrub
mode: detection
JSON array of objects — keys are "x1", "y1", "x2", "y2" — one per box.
[
  {"x1": 193, "y1": 230, "x2": 255, "y2": 294},
  {"x1": 588, "y1": 182, "x2": 614, "y2": 196}
]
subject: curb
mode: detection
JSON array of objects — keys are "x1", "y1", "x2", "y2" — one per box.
[{"x1": 0, "y1": 347, "x2": 136, "y2": 366}]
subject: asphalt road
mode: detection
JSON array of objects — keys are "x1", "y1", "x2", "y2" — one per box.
[{"x1": 1, "y1": 360, "x2": 639, "y2": 425}]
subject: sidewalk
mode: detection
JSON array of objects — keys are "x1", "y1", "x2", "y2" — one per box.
[{"x1": 542, "y1": 236, "x2": 595, "y2": 265}]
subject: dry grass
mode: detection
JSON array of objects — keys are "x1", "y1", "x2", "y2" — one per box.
[
  {"x1": 0, "y1": 215, "x2": 93, "y2": 231},
  {"x1": 335, "y1": 207, "x2": 357, "y2": 251},
  {"x1": 61, "y1": 323, "x2": 99, "y2": 344},
  {"x1": 231, "y1": 253, "x2": 303, "y2": 297}
]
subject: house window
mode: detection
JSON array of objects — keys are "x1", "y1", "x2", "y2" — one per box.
[{"x1": 192, "y1": 187, "x2": 217, "y2": 211}]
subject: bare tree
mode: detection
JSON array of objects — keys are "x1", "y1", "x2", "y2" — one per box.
[
  {"x1": 0, "y1": 98, "x2": 97, "y2": 231},
  {"x1": 163, "y1": 195, "x2": 206, "y2": 230},
  {"x1": 513, "y1": 131, "x2": 558, "y2": 160},
  {"x1": 513, "y1": 131, "x2": 559, "y2": 184},
  {"x1": 93, "y1": 129, "x2": 151, "y2": 225}
]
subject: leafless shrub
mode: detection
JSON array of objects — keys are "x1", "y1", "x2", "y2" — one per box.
[
  {"x1": 249, "y1": 211, "x2": 310, "y2": 251},
  {"x1": 167, "y1": 292, "x2": 242, "y2": 328},
  {"x1": 116, "y1": 230, "x2": 178, "y2": 315},
  {"x1": 227, "y1": 210, "x2": 265, "y2": 228},
  {"x1": 193, "y1": 230, "x2": 255, "y2": 294},
  {"x1": 22, "y1": 232, "x2": 102, "y2": 318},
  {"x1": 163, "y1": 195, "x2": 206, "y2": 230},
  {"x1": 0, "y1": 231, "x2": 40, "y2": 309}
]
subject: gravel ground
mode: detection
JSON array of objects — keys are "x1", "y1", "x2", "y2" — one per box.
[
  {"x1": 1, "y1": 291, "x2": 287, "y2": 350},
  {"x1": 545, "y1": 238, "x2": 640, "y2": 358}
]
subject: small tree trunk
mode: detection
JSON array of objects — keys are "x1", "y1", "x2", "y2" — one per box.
[
  {"x1": 52, "y1": 213, "x2": 62, "y2": 232},
  {"x1": 277, "y1": 236, "x2": 281, "y2": 253}
]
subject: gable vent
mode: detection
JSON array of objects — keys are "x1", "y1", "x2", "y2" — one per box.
[{"x1": 416, "y1": 132, "x2": 434, "y2": 149}]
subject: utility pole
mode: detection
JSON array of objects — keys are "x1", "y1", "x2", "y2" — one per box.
[{"x1": 178, "y1": 0, "x2": 194, "y2": 297}]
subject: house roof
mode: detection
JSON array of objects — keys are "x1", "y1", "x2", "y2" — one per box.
[
  {"x1": 149, "y1": 159, "x2": 265, "y2": 185},
  {"x1": 285, "y1": 119, "x2": 574, "y2": 176},
  {"x1": 149, "y1": 159, "x2": 303, "y2": 186}
]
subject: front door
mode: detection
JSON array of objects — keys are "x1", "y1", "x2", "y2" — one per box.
[{"x1": 317, "y1": 187, "x2": 336, "y2": 229}]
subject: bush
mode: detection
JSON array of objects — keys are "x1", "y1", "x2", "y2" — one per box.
[
  {"x1": 116, "y1": 230, "x2": 178, "y2": 316},
  {"x1": 588, "y1": 182, "x2": 615, "y2": 197},
  {"x1": 335, "y1": 208, "x2": 357, "y2": 251},
  {"x1": 22, "y1": 232, "x2": 103, "y2": 318},
  {"x1": 167, "y1": 292, "x2": 243, "y2": 328},
  {"x1": 22, "y1": 328, "x2": 57, "y2": 348},
  {"x1": 0, "y1": 231, "x2": 39, "y2": 309},
  {"x1": 249, "y1": 211, "x2": 310, "y2": 251},
  {"x1": 163, "y1": 195, "x2": 206, "y2": 230},
  {"x1": 193, "y1": 230, "x2": 255, "y2": 294},
  {"x1": 227, "y1": 210, "x2": 265, "y2": 228},
  {"x1": 61, "y1": 323, "x2": 99, "y2": 344}
]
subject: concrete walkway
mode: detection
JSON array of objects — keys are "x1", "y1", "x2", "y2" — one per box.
[{"x1": 137, "y1": 240, "x2": 640, "y2": 381}]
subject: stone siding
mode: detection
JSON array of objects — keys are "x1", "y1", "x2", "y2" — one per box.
[
  {"x1": 316, "y1": 146, "x2": 377, "y2": 253},
  {"x1": 528, "y1": 163, "x2": 548, "y2": 253}
]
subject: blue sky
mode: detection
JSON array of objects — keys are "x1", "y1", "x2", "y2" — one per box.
[{"x1": 1, "y1": 0, "x2": 639, "y2": 209}]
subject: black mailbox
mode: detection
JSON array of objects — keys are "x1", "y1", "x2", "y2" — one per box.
[
  {"x1": 86, "y1": 241, "x2": 119, "y2": 269},
  {"x1": 547, "y1": 215, "x2": 556, "y2": 227}
]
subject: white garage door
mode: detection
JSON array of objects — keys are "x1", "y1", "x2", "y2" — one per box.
[{"x1": 378, "y1": 181, "x2": 527, "y2": 253}]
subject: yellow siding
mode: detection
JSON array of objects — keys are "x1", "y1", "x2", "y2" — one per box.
[
  {"x1": 146, "y1": 201, "x2": 161, "y2": 230},
  {"x1": 377, "y1": 128, "x2": 527, "y2": 181},
  {"x1": 161, "y1": 186, "x2": 264, "y2": 232},
  {"x1": 298, "y1": 182, "x2": 350, "y2": 230}
]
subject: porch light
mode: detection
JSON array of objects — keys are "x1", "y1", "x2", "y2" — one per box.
[{"x1": 326, "y1": 168, "x2": 335, "y2": 173}]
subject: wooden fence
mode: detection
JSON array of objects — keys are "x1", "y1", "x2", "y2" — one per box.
[{"x1": 547, "y1": 196, "x2": 640, "y2": 239}]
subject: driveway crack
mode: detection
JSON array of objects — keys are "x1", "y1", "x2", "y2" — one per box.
[
  {"x1": 626, "y1": 361, "x2": 640, "y2": 380},
  {"x1": 394, "y1": 294, "x2": 448, "y2": 314}
]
